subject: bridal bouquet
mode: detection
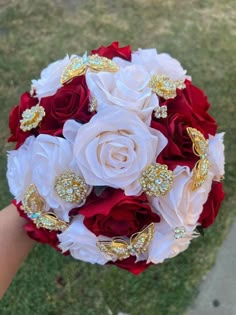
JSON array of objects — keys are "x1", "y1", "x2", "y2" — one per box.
[{"x1": 7, "y1": 42, "x2": 225, "y2": 274}]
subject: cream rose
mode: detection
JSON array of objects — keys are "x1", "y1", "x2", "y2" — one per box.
[
  {"x1": 58, "y1": 215, "x2": 109, "y2": 265},
  {"x1": 147, "y1": 219, "x2": 193, "y2": 264},
  {"x1": 149, "y1": 132, "x2": 225, "y2": 229},
  {"x1": 32, "y1": 55, "x2": 73, "y2": 99},
  {"x1": 86, "y1": 63, "x2": 159, "y2": 124},
  {"x1": 149, "y1": 166, "x2": 214, "y2": 229},
  {"x1": 132, "y1": 48, "x2": 188, "y2": 81},
  {"x1": 63, "y1": 108, "x2": 167, "y2": 196}
]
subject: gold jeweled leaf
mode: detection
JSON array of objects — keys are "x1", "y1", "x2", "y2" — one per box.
[
  {"x1": 187, "y1": 127, "x2": 209, "y2": 191},
  {"x1": 54, "y1": 172, "x2": 90, "y2": 205},
  {"x1": 61, "y1": 54, "x2": 119, "y2": 85},
  {"x1": 140, "y1": 163, "x2": 173, "y2": 197},
  {"x1": 97, "y1": 223, "x2": 154, "y2": 261},
  {"x1": 149, "y1": 74, "x2": 186, "y2": 99},
  {"x1": 20, "y1": 104, "x2": 45, "y2": 132},
  {"x1": 21, "y1": 184, "x2": 68, "y2": 232}
]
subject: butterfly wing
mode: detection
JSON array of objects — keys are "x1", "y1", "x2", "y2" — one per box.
[
  {"x1": 61, "y1": 57, "x2": 86, "y2": 84},
  {"x1": 186, "y1": 127, "x2": 208, "y2": 156},
  {"x1": 130, "y1": 223, "x2": 155, "y2": 255},
  {"x1": 187, "y1": 127, "x2": 210, "y2": 191},
  {"x1": 191, "y1": 158, "x2": 210, "y2": 191},
  {"x1": 22, "y1": 184, "x2": 45, "y2": 216},
  {"x1": 88, "y1": 55, "x2": 119, "y2": 73},
  {"x1": 97, "y1": 238, "x2": 130, "y2": 260},
  {"x1": 36, "y1": 212, "x2": 68, "y2": 232},
  {"x1": 22, "y1": 184, "x2": 68, "y2": 232}
]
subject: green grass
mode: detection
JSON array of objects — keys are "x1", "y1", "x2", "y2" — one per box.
[{"x1": 0, "y1": 1, "x2": 236, "y2": 314}]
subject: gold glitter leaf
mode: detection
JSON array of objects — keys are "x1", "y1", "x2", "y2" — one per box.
[
  {"x1": 149, "y1": 74, "x2": 185, "y2": 99},
  {"x1": 22, "y1": 184, "x2": 68, "y2": 232},
  {"x1": 97, "y1": 223, "x2": 154, "y2": 261},
  {"x1": 20, "y1": 104, "x2": 45, "y2": 132},
  {"x1": 187, "y1": 127, "x2": 209, "y2": 191},
  {"x1": 61, "y1": 54, "x2": 119, "y2": 85}
]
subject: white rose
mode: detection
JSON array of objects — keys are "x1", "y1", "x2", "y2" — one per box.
[
  {"x1": 31, "y1": 134, "x2": 89, "y2": 221},
  {"x1": 63, "y1": 108, "x2": 167, "y2": 196},
  {"x1": 7, "y1": 136, "x2": 35, "y2": 203},
  {"x1": 147, "y1": 219, "x2": 193, "y2": 264},
  {"x1": 8, "y1": 134, "x2": 89, "y2": 221},
  {"x1": 58, "y1": 215, "x2": 109, "y2": 265},
  {"x1": 86, "y1": 63, "x2": 158, "y2": 124},
  {"x1": 132, "y1": 48, "x2": 188, "y2": 81},
  {"x1": 32, "y1": 55, "x2": 72, "y2": 99}
]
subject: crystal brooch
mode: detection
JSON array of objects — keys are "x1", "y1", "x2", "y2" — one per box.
[
  {"x1": 140, "y1": 163, "x2": 173, "y2": 197},
  {"x1": 149, "y1": 74, "x2": 185, "y2": 99},
  {"x1": 55, "y1": 172, "x2": 90, "y2": 204}
]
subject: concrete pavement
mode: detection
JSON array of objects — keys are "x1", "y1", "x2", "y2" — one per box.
[{"x1": 185, "y1": 222, "x2": 236, "y2": 315}]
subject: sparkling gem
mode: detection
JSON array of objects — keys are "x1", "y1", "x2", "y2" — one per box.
[
  {"x1": 89, "y1": 96, "x2": 98, "y2": 112},
  {"x1": 174, "y1": 226, "x2": 187, "y2": 239},
  {"x1": 154, "y1": 105, "x2": 168, "y2": 119}
]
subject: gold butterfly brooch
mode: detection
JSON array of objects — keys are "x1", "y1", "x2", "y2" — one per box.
[
  {"x1": 61, "y1": 53, "x2": 119, "y2": 85},
  {"x1": 21, "y1": 184, "x2": 68, "y2": 232},
  {"x1": 97, "y1": 223, "x2": 154, "y2": 260},
  {"x1": 187, "y1": 127, "x2": 210, "y2": 191}
]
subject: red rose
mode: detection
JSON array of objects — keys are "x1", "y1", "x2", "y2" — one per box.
[
  {"x1": 8, "y1": 76, "x2": 93, "y2": 147},
  {"x1": 39, "y1": 76, "x2": 94, "y2": 135},
  {"x1": 80, "y1": 188, "x2": 160, "y2": 237},
  {"x1": 8, "y1": 92, "x2": 39, "y2": 148},
  {"x1": 91, "y1": 41, "x2": 132, "y2": 61},
  {"x1": 13, "y1": 200, "x2": 67, "y2": 254},
  {"x1": 198, "y1": 181, "x2": 225, "y2": 228},
  {"x1": 152, "y1": 81, "x2": 218, "y2": 170},
  {"x1": 110, "y1": 256, "x2": 152, "y2": 275}
]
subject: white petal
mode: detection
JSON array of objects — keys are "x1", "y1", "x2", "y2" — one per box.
[{"x1": 58, "y1": 215, "x2": 109, "y2": 264}]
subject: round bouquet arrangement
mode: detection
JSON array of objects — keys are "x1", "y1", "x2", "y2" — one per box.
[{"x1": 7, "y1": 42, "x2": 225, "y2": 274}]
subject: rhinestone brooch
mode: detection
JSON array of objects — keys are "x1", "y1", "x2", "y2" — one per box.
[
  {"x1": 55, "y1": 172, "x2": 90, "y2": 205},
  {"x1": 149, "y1": 74, "x2": 185, "y2": 99},
  {"x1": 140, "y1": 163, "x2": 173, "y2": 197}
]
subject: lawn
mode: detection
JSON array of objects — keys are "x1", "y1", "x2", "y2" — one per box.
[{"x1": 0, "y1": 1, "x2": 236, "y2": 314}]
